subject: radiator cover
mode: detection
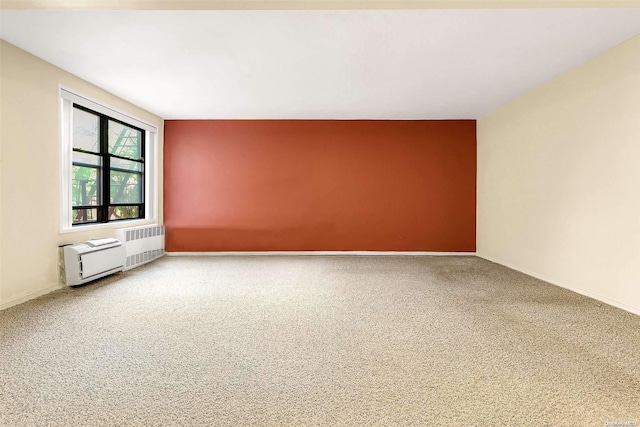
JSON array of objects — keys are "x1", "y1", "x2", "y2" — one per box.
[{"x1": 115, "y1": 224, "x2": 165, "y2": 270}]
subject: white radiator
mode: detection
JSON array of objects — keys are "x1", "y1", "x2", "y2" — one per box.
[
  {"x1": 115, "y1": 224, "x2": 165, "y2": 270},
  {"x1": 62, "y1": 238, "x2": 126, "y2": 287}
]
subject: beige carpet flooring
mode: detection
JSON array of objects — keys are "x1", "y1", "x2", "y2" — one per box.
[{"x1": 0, "y1": 256, "x2": 638, "y2": 426}]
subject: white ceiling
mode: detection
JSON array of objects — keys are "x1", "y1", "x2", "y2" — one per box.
[{"x1": 1, "y1": 9, "x2": 640, "y2": 119}]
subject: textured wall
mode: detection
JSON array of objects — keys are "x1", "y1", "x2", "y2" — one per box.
[
  {"x1": 164, "y1": 120, "x2": 476, "y2": 252},
  {"x1": 477, "y1": 35, "x2": 640, "y2": 314}
]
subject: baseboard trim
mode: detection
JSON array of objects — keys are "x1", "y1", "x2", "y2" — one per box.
[
  {"x1": 0, "y1": 284, "x2": 61, "y2": 311},
  {"x1": 477, "y1": 254, "x2": 640, "y2": 316},
  {"x1": 166, "y1": 251, "x2": 476, "y2": 257}
]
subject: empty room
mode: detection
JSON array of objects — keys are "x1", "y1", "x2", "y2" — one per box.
[{"x1": 1, "y1": 1, "x2": 639, "y2": 425}]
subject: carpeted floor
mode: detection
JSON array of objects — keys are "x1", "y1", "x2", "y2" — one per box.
[{"x1": 0, "y1": 256, "x2": 638, "y2": 426}]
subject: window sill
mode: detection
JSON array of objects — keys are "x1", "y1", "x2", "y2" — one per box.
[{"x1": 59, "y1": 218, "x2": 157, "y2": 234}]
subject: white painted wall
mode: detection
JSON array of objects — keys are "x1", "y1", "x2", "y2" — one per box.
[
  {"x1": 477, "y1": 35, "x2": 640, "y2": 315},
  {"x1": 0, "y1": 41, "x2": 164, "y2": 310}
]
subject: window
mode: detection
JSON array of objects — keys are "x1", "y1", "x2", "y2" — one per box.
[
  {"x1": 60, "y1": 88, "x2": 157, "y2": 232},
  {"x1": 72, "y1": 105, "x2": 145, "y2": 224}
]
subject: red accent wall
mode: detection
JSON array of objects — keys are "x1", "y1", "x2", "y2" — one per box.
[{"x1": 164, "y1": 120, "x2": 476, "y2": 252}]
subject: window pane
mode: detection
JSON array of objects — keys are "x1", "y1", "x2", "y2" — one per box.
[
  {"x1": 72, "y1": 165, "x2": 100, "y2": 206},
  {"x1": 109, "y1": 205, "x2": 140, "y2": 220},
  {"x1": 111, "y1": 157, "x2": 142, "y2": 172},
  {"x1": 110, "y1": 171, "x2": 142, "y2": 203},
  {"x1": 73, "y1": 208, "x2": 98, "y2": 224},
  {"x1": 73, "y1": 108, "x2": 100, "y2": 153},
  {"x1": 73, "y1": 151, "x2": 101, "y2": 166},
  {"x1": 109, "y1": 121, "x2": 141, "y2": 159}
]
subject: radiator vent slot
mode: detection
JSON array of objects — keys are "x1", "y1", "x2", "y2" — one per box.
[
  {"x1": 124, "y1": 225, "x2": 165, "y2": 242},
  {"x1": 116, "y1": 224, "x2": 165, "y2": 270},
  {"x1": 125, "y1": 249, "x2": 164, "y2": 268}
]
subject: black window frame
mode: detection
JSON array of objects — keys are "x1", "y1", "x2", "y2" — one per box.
[{"x1": 72, "y1": 103, "x2": 145, "y2": 226}]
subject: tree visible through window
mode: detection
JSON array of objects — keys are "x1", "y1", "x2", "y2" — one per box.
[{"x1": 72, "y1": 104, "x2": 145, "y2": 225}]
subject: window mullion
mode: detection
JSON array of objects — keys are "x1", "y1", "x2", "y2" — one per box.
[
  {"x1": 100, "y1": 115, "x2": 109, "y2": 223},
  {"x1": 139, "y1": 129, "x2": 146, "y2": 219}
]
